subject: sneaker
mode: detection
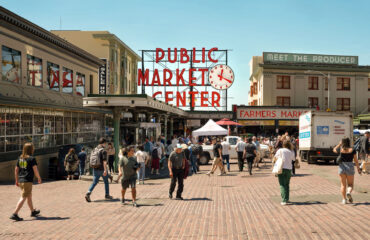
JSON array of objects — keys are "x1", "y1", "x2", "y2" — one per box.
[
  {"x1": 85, "y1": 193, "x2": 91, "y2": 202},
  {"x1": 10, "y1": 214, "x2": 23, "y2": 221},
  {"x1": 175, "y1": 196, "x2": 184, "y2": 200},
  {"x1": 169, "y1": 193, "x2": 173, "y2": 199},
  {"x1": 133, "y1": 202, "x2": 138, "y2": 207},
  {"x1": 341, "y1": 199, "x2": 347, "y2": 205},
  {"x1": 30, "y1": 209, "x2": 40, "y2": 217},
  {"x1": 206, "y1": 172, "x2": 212, "y2": 176},
  {"x1": 346, "y1": 193, "x2": 353, "y2": 203},
  {"x1": 105, "y1": 195, "x2": 113, "y2": 200},
  {"x1": 281, "y1": 202, "x2": 287, "y2": 206},
  {"x1": 121, "y1": 199, "x2": 125, "y2": 205}
]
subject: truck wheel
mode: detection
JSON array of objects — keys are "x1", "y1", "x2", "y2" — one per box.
[
  {"x1": 307, "y1": 154, "x2": 317, "y2": 164},
  {"x1": 199, "y1": 155, "x2": 209, "y2": 165}
]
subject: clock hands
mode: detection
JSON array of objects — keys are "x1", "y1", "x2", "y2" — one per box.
[
  {"x1": 217, "y1": 71, "x2": 233, "y2": 83},
  {"x1": 218, "y1": 69, "x2": 224, "y2": 81}
]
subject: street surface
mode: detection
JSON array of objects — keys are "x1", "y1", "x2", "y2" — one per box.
[{"x1": 1, "y1": 159, "x2": 369, "y2": 240}]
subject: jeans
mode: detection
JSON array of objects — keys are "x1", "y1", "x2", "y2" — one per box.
[
  {"x1": 222, "y1": 154, "x2": 230, "y2": 171},
  {"x1": 79, "y1": 162, "x2": 85, "y2": 176},
  {"x1": 278, "y1": 169, "x2": 292, "y2": 203},
  {"x1": 137, "y1": 162, "x2": 145, "y2": 182},
  {"x1": 237, "y1": 152, "x2": 244, "y2": 171},
  {"x1": 291, "y1": 161, "x2": 296, "y2": 175},
  {"x1": 190, "y1": 155, "x2": 197, "y2": 173},
  {"x1": 169, "y1": 168, "x2": 184, "y2": 198},
  {"x1": 246, "y1": 157, "x2": 254, "y2": 174},
  {"x1": 87, "y1": 169, "x2": 109, "y2": 196},
  {"x1": 108, "y1": 155, "x2": 115, "y2": 173}
]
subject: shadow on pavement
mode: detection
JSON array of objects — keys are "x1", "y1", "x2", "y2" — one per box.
[
  {"x1": 292, "y1": 174, "x2": 312, "y2": 177},
  {"x1": 24, "y1": 216, "x2": 70, "y2": 221},
  {"x1": 136, "y1": 203, "x2": 164, "y2": 207},
  {"x1": 93, "y1": 198, "x2": 121, "y2": 203},
  {"x1": 289, "y1": 201, "x2": 327, "y2": 205},
  {"x1": 184, "y1": 197, "x2": 212, "y2": 201},
  {"x1": 142, "y1": 182, "x2": 163, "y2": 185},
  {"x1": 353, "y1": 202, "x2": 370, "y2": 206}
]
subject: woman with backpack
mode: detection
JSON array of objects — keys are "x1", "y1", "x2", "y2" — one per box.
[
  {"x1": 333, "y1": 138, "x2": 361, "y2": 204},
  {"x1": 64, "y1": 148, "x2": 79, "y2": 180}
]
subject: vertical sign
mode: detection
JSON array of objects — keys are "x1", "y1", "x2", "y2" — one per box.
[{"x1": 99, "y1": 59, "x2": 107, "y2": 94}]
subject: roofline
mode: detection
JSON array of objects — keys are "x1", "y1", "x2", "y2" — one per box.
[
  {"x1": 92, "y1": 33, "x2": 142, "y2": 61},
  {"x1": 0, "y1": 7, "x2": 104, "y2": 66}
]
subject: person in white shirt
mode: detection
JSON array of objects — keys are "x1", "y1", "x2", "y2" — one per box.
[
  {"x1": 171, "y1": 135, "x2": 178, "y2": 148},
  {"x1": 274, "y1": 140, "x2": 295, "y2": 205},
  {"x1": 135, "y1": 145, "x2": 146, "y2": 184},
  {"x1": 235, "y1": 139, "x2": 247, "y2": 172},
  {"x1": 221, "y1": 138, "x2": 231, "y2": 171}
]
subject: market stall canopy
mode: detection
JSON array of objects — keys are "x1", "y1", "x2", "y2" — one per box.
[
  {"x1": 192, "y1": 119, "x2": 228, "y2": 137},
  {"x1": 353, "y1": 129, "x2": 370, "y2": 135},
  {"x1": 216, "y1": 118, "x2": 242, "y2": 126}
]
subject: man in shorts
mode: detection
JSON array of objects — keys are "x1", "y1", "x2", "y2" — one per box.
[
  {"x1": 206, "y1": 138, "x2": 226, "y2": 176},
  {"x1": 118, "y1": 146, "x2": 139, "y2": 207}
]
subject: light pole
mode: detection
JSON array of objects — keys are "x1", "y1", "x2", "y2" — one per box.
[{"x1": 304, "y1": 70, "x2": 331, "y2": 111}]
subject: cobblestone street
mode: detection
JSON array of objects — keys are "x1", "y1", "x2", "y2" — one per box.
[{"x1": 1, "y1": 160, "x2": 369, "y2": 240}]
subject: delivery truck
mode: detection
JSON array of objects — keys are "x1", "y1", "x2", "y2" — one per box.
[{"x1": 299, "y1": 111, "x2": 353, "y2": 164}]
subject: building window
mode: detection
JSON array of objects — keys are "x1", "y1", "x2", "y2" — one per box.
[
  {"x1": 253, "y1": 82, "x2": 257, "y2": 94},
  {"x1": 308, "y1": 76, "x2": 319, "y2": 90},
  {"x1": 253, "y1": 100, "x2": 258, "y2": 106},
  {"x1": 277, "y1": 97, "x2": 290, "y2": 106},
  {"x1": 1, "y1": 46, "x2": 21, "y2": 83},
  {"x1": 277, "y1": 75, "x2": 290, "y2": 89},
  {"x1": 62, "y1": 67, "x2": 73, "y2": 94},
  {"x1": 47, "y1": 62, "x2": 60, "y2": 91},
  {"x1": 308, "y1": 97, "x2": 319, "y2": 107},
  {"x1": 76, "y1": 72, "x2": 85, "y2": 96},
  {"x1": 337, "y1": 98, "x2": 350, "y2": 111},
  {"x1": 27, "y1": 55, "x2": 42, "y2": 87},
  {"x1": 337, "y1": 77, "x2": 350, "y2": 91},
  {"x1": 368, "y1": 79, "x2": 370, "y2": 91}
]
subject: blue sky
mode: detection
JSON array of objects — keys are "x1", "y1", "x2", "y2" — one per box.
[{"x1": 2, "y1": 0, "x2": 370, "y2": 109}]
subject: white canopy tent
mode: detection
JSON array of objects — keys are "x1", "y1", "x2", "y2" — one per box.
[{"x1": 192, "y1": 119, "x2": 228, "y2": 137}]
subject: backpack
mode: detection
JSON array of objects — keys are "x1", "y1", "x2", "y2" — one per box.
[
  {"x1": 90, "y1": 147, "x2": 104, "y2": 168},
  {"x1": 354, "y1": 138, "x2": 361, "y2": 152},
  {"x1": 192, "y1": 144, "x2": 203, "y2": 156},
  {"x1": 152, "y1": 148, "x2": 159, "y2": 159},
  {"x1": 66, "y1": 154, "x2": 75, "y2": 163}
]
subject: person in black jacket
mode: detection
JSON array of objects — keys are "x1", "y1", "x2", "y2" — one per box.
[{"x1": 358, "y1": 131, "x2": 369, "y2": 172}]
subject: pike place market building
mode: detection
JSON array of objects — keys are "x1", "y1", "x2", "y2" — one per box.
[{"x1": 237, "y1": 52, "x2": 370, "y2": 134}]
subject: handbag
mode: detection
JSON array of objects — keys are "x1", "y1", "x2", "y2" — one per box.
[
  {"x1": 272, "y1": 157, "x2": 283, "y2": 175},
  {"x1": 294, "y1": 159, "x2": 300, "y2": 169}
]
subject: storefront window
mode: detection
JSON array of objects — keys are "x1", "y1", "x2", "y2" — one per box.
[
  {"x1": 0, "y1": 137, "x2": 4, "y2": 152},
  {"x1": 45, "y1": 116, "x2": 54, "y2": 134},
  {"x1": 6, "y1": 114, "x2": 20, "y2": 136},
  {"x1": 0, "y1": 113, "x2": 5, "y2": 136},
  {"x1": 62, "y1": 67, "x2": 73, "y2": 94},
  {"x1": 64, "y1": 134, "x2": 71, "y2": 145},
  {"x1": 64, "y1": 114, "x2": 72, "y2": 133},
  {"x1": 72, "y1": 133, "x2": 78, "y2": 144},
  {"x1": 2, "y1": 46, "x2": 21, "y2": 83},
  {"x1": 21, "y1": 135, "x2": 32, "y2": 148},
  {"x1": 55, "y1": 116, "x2": 63, "y2": 133},
  {"x1": 21, "y1": 114, "x2": 33, "y2": 135},
  {"x1": 33, "y1": 115, "x2": 44, "y2": 135},
  {"x1": 27, "y1": 55, "x2": 43, "y2": 87},
  {"x1": 72, "y1": 112, "x2": 78, "y2": 132},
  {"x1": 56, "y1": 134, "x2": 63, "y2": 145},
  {"x1": 6, "y1": 136, "x2": 20, "y2": 151},
  {"x1": 76, "y1": 72, "x2": 85, "y2": 96},
  {"x1": 78, "y1": 113, "x2": 86, "y2": 132},
  {"x1": 47, "y1": 62, "x2": 60, "y2": 91},
  {"x1": 43, "y1": 134, "x2": 55, "y2": 148},
  {"x1": 33, "y1": 135, "x2": 44, "y2": 149}
]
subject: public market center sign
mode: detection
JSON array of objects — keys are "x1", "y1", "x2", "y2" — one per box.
[{"x1": 263, "y1": 52, "x2": 358, "y2": 65}]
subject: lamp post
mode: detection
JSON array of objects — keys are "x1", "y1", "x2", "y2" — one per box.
[{"x1": 305, "y1": 70, "x2": 331, "y2": 111}]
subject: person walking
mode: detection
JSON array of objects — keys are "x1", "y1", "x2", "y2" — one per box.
[
  {"x1": 64, "y1": 148, "x2": 79, "y2": 180},
  {"x1": 235, "y1": 138, "x2": 246, "y2": 172},
  {"x1": 252, "y1": 136, "x2": 261, "y2": 168},
  {"x1": 206, "y1": 138, "x2": 226, "y2": 176},
  {"x1": 221, "y1": 137, "x2": 231, "y2": 172},
  {"x1": 135, "y1": 145, "x2": 146, "y2": 184},
  {"x1": 10, "y1": 142, "x2": 42, "y2": 221},
  {"x1": 333, "y1": 138, "x2": 361, "y2": 204},
  {"x1": 78, "y1": 147, "x2": 87, "y2": 179},
  {"x1": 151, "y1": 143, "x2": 161, "y2": 175},
  {"x1": 188, "y1": 143, "x2": 198, "y2": 174},
  {"x1": 118, "y1": 146, "x2": 139, "y2": 207},
  {"x1": 168, "y1": 144, "x2": 186, "y2": 200},
  {"x1": 85, "y1": 137, "x2": 113, "y2": 202},
  {"x1": 243, "y1": 138, "x2": 257, "y2": 175},
  {"x1": 274, "y1": 140, "x2": 295, "y2": 205},
  {"x1": 144, "y1": 137, "x2": 153, "y2": 154},
  {"x1": 106, "y1": 142, "x2": 116, "y2": 175},
  {"x1": 358, "y1": 131, "x2": 369, "y2": 172}
]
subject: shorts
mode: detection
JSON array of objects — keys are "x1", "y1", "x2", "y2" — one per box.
[
  {"x1": 121, "y1": 178, "x2": 137, "y2": 189},
  {"x1": 213, "y1": 157, "x2": 222, "y2": 165},
  {"x1": 338, "y1": 162, "x2": 355, "y2": 175},
  {"x1": 19, "y1": 182, "x2": 33, "y2": 198}
]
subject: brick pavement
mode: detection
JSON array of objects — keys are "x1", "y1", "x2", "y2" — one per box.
[{"x1": 0, "y1": 159, "x2": 369, "y2": 240}]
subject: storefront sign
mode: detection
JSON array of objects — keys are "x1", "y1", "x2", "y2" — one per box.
[
  {"x1": 263, "y1": 52, "x2": 358, "y2": 65},
  {"x1": 238, "y1": 120, "x2": 275, "y2": 126},
  {"x1": 186, "y1": 119, "x2": 201, "y2": 127},
  {"x1": 99, "y1": 59, "x2": 107, "y2": 95},
  {"x1": 279, "y1": 120, "x2": 299, "y2": 126},
  {"x1": 237, "y1": 108, "x2": 309, "y2": 120}
]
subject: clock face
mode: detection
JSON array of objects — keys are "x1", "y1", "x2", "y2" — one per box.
[{"x1": 208, "y1": 64, "x2": 234, "y2": 90}]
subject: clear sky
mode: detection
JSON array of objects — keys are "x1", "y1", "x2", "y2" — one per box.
[{"x1": 2, "y1": 0, "x2": 370, "y2": 110}]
